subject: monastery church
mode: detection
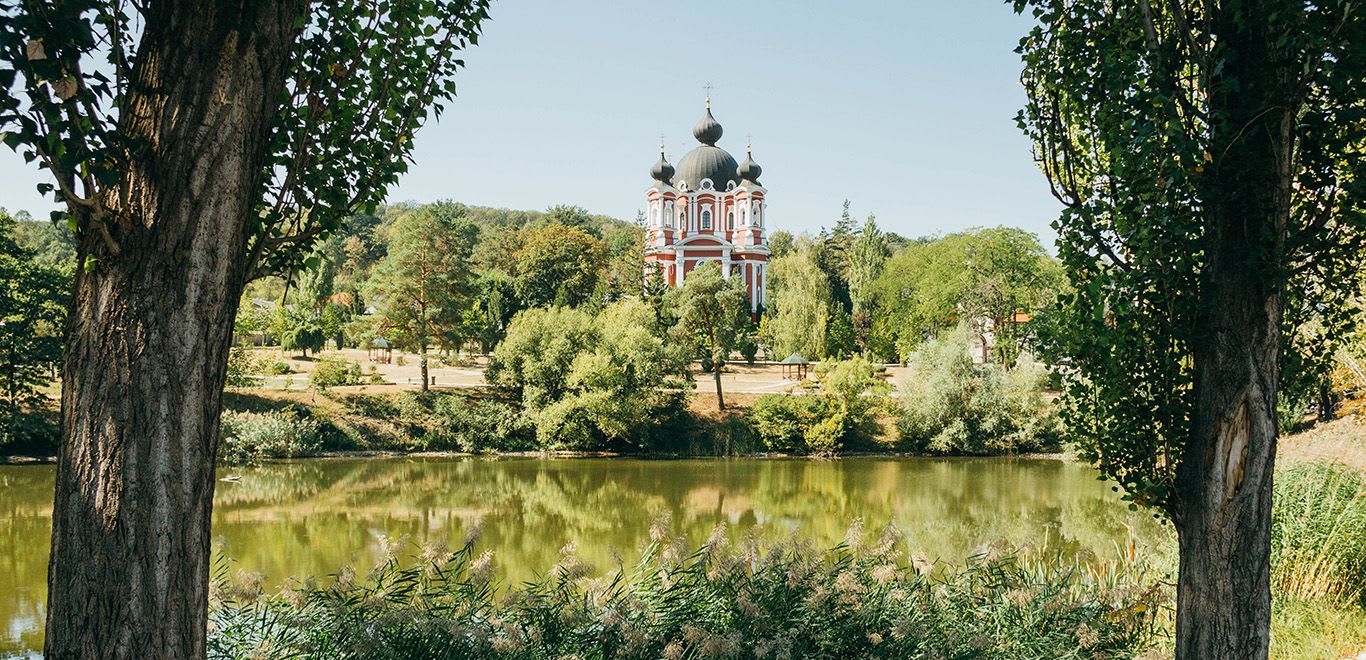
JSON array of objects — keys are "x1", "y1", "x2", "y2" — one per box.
[{"x1": 643, "y1": 99, "x2": 770, "y2": 314}]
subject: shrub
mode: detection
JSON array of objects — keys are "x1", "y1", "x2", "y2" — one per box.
[
  {"x1": 209, "y1": 524, "x2": 1163, "y2": 659},
  {"x1": 218, "y1": 409, "x2": 323, "y2": 465},
  {"x1": 429, "y1": 395, "x2": 534, "y2": 452},
  {"x1": 897, "y1": 327, "x2": 1060, "y2": 454},
  {"x1": 747, "y1": 357, "x2": 888, "y2": 454},
  {"x1": 226, "y1": 347, "x2": 264, "y2": 388},
  {"x1": 489, "y1": 301, "x2": 691, "y2": 450},
  {"x1": 748, "y1": 394, "x2": 821, "y2": 452},
  {"x1": 310, "y1": 356, "x2": 364, "y2": 390},
  {"x1": 268, "y1": 361, "x2": 292, "y2": 376}
]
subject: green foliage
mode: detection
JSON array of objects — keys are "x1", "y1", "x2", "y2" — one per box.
[
  {"x1": 870, "y1": 228, "x2": 1063, "y2": 363},
  {"x1": 668, "y1": 262, "x2": 749, "y2": 384},
  {"x1": 763, "y1": 248, "x2": 831, "y2": 360},
  {"x1": 748, "y1": 357, "x2": 888, "y2": 454},
  {"x1": 512, "y1": 224, "x2": 607, "y2": 309},
  {"x1": 338, "y1": 390, "x2": 534, "y2": 453},
  {"x1": 218, "y1": 410, "x2": 324, "y2": 465},
  {"x1": 767, "y1": 230, "x2": 795, "y2": 259},
  {"x1": 11, "y1": 215, "x2": 75, "y2": 269},
  {"x1": 747, "y1": 394, "x2": 826, "y2": 452},
  {"x1": 309, "y1": 357, "x2": 364, "y2": 391},
  {"x1": 280, "y1": 313, "x2": 326, "y2": 357},
  {"x1": 208, "y1": 524, "x2": 1164, "y2": 659},
  {"x1": 848, "y1": 214, "x2": 889, "y2": 352},
  {"x1": 487, "y1": 307, "x2": 599, "y2": 410},
  {"x1": 0, "y1": 212, "x2": 67, "y2": 448},
  {"x1": 365, "y1": 204, "x2": 479, "y2": 358},
  {"x1": 427, "y1": 395, "x2": 534, "y2": 453},
  {"x1": 897, "y1": 327, "x2": 1059, "y2": 455},
  {"x1": 226, "y1": 348, "x2": 265, "y2": 389},
  {"x1": 489, "y1": 301, "x2": 689, "y2": 449},
  {"x1": 1271, "y1": 462, "x2": 1366, "y2": 607},
  {"x1": 0, "y1": 0, "x2": 491, "y2": 279}
]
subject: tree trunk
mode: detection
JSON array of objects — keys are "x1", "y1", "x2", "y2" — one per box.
[
  {"x1": 44, "y1": 3, "x2": 302, "y2": 658},
  {"x1": 1172, "y1": 7, "x2": 1291, "y2": 658},
  {"x1": 420, "y1": 341, "x2": 430, "y2": 392},
  {"x1": 713, "y1": 367, "x2": 725, "y2": 411}
]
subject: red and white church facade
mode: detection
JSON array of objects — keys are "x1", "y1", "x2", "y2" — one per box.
[{"x1": 643, "y1": 101, "x2": 770, "y2": 313}]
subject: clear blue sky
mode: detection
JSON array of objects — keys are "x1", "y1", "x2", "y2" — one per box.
[{"x1": 0, "y1": 1, "x2": 1062, "y2": 245}]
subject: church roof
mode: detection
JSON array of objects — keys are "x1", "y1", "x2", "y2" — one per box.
[{"x1": 675, "y1": 144, "x2": 740, "y2": 192}]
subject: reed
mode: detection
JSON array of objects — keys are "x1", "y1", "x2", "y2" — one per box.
[
  {"x1": 1271, "y1": 461, "x2": 1366, "y2": 606},
  {"x1": 208, "y1": 522, "x2": 1165, "y2": 659}
]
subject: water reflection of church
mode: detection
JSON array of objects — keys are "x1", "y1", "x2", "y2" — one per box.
[{"x1": 642, "y1": 99, "x2": 771, "y2": 314}]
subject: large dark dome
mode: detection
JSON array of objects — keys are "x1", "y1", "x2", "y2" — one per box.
[{"x1": 674, "y1": 145, "x2": 739, "y2": 191}]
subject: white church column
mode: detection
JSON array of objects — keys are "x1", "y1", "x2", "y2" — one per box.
[
  {"x1": 722, "y1": 249, "x2": 731, "y2": 278},
  {"x1": 674, "y1": 251, "x2": 684, "y2": 286}
]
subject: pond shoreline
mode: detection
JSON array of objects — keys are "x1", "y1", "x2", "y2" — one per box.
[{"x1": 1, "y1": 448, "x2": 1080, "y2": 466}]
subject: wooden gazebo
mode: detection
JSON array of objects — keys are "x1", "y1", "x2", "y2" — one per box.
[
  {"x1": 779, "y1": 353, "x2": 810, "y2": 381},
  {"x1": 367, "y1": 337, "x2": 394, "y2": 364}
]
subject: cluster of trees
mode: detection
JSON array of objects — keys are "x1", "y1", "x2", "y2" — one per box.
[
  {"x1": 762, "y1": 202, "x2": 1065, "y2": 365},
  {"x1": 0, "y1": 210, "x2": 69, "y2": 449},
  {"x1": 231, "y1": 201, "x2": 643, "y2": 388}
]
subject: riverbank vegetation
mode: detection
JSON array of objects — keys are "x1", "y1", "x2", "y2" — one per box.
[{"x1": 208, "y1": 521, "x2": 1165, "y2": 659}]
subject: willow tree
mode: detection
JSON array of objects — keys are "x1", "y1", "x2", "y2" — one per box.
[
  {"x1": 0, "y1": 1, "x2": 490, "y2": 656},
  {"x1": 1015, "y1": 1, "x2": 1366, "y2": 657}
]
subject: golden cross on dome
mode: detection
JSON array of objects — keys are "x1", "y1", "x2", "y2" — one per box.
[
  {"x1": 658, "y1": 134, "x2": 666, "y2": 154},
  {"x1": 703, "y1": 82, "x2": 713, "y2": 107}
]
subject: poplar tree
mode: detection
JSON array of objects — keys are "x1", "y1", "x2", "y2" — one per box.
[{"x1": 1015, "y1": 1, "x2": 1366, "y2": 656}]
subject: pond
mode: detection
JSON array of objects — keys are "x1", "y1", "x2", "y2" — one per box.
[{"x1": 0, "y1": 456, "x2": 1170, "y2": 654}]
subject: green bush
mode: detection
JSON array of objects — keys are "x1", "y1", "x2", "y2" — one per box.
[
  {"x1": 310, "y1": 356, "x2": 364, "y2": 390},
  {"x1": 489, "y1": 301, "x2": 691, "y2": 450},
  {"x1": 338, "y1": 391, "x2": 534, "y2": 453},
  {"x1": 209, "y1": 524, "x2": 1163, "y2": 659},
  {"x1": 748, "y1": 394, "x2": 823, "y2": 452},
  {"x1": 897, "y1": 327, "x2": 1060, "y2": 454},
  {"x1": 218, "y1": 409, "x2": 324, "y2": 465},
  {"x1": 747, "y1": 357, "x2": 887, "y2": 454},
  {"x1": 268, "y1": 361, "x2": 292, "y2": 376},
  {"x1": 429, "y1": 395, "x2": 534, "y2": 452},
  {"x1": 226, "y1": 347, "x2": 264, "y2": 388}
]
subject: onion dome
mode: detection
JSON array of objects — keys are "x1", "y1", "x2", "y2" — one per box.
[
  {"x1": 692, "y1": 104, "x2": 723, "y2": 145},
  {"x1": 675, "y1": 100, "x2": 739, "y2": 191},
  {"x1": 737, "y1": 144, "x2": 762, "y2": 184},
  {"x1": 650, "y1": 145, "x2": 674, "y2": 183}
]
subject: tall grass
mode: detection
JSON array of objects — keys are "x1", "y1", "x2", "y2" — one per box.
[
  {"x1": 208, "y1": 522, "x2": 1165, "y2": 659},
  {"x1": 1271, "y1": 461, "x2": 1366, "y2": 606}
]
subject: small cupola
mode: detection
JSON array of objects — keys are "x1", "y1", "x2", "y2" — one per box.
[
  {"x1": 738, "y1": 143, "x2": 762, "y2": 184},
  {"x1": 650, "y1": 144, "x2": 675, "y2": 183}
]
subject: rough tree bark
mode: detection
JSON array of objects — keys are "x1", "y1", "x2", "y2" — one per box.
[
  {"x1": 1172, "y1": 6, "x2": 1292, "y2": 658},
  {"x1": 44, "y1": 2, "x2": 304, "y2": 657}
]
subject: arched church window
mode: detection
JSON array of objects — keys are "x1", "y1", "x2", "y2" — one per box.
[
  {"x1": 727, "y1": 211, "x2": 735, "y2": 229},
  {"x1": 742, "y1": 207, "x2": 749, "y2": 225},
  {"x1": 701, "y1": 209, "x2": 712, "y2": 230},
  {"x1": 755, "y1": 205, "x2": 762, "y2": 227},
  {"x1": 700, "y1": 179, "x2": 714, "y2": 191}
]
